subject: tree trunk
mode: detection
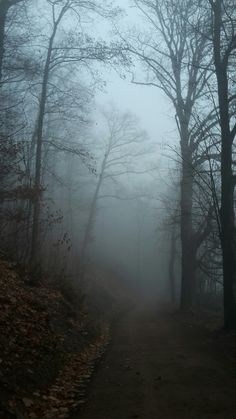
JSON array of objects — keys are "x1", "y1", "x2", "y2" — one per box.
[
  {"x1": 212, "y1": 0, "x2": 236, "y2": 328},
  {"x1": 218, "y1": 72, "x2": 236, "y2": 328},
  {"x1": 169, "y1": 227, "x2": 177, "y2": 305},
  {"x1": 180, "y1": 239, "x2": 197, "y2": 309},
  {"x1": 80, "y1": 153, "x2": 108, "y2": 274},
  {"x1": 0, "y1": 1, "x2": 9, "y2": 82},
  {"x1": 180, "y1": 141, "x2": 197, "y2": 309},
  {"x1": 30, "y1": 28, "x2": 57, "y2": 272}
]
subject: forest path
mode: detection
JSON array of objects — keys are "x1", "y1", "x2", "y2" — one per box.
[{"x1": 73, "y1": 303, "x2": 236, "y2": 419}]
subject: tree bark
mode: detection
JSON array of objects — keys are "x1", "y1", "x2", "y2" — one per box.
[
  {"x1": 80, "y1": 153, "x2": 108, "y2": 272},
  {"x1": 180, "y1": 153, "x2": 197, "y2": 308},
  {"x1": 30, "y1": 23, "x2": 59, "y2": 271},
  {"x1": 0, "y1": 1, "x2": 8, "y2": 81},
  {"x1": 218, "y1": 71, "x2": 236, "y2": 328},
  {"x1": 211, "y1": 0, "x2": 236, "y2": 328},
  {"x1": 169, "y1": 227, "x2": 177, "y2": 305},
  {"x1": 178, "y1": 107, "x2": 197, "y2": 308}
]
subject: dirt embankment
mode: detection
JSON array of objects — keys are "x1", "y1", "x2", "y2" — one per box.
[{"x1": 0, "y1": 260, "x2": 122, "y2": 419}]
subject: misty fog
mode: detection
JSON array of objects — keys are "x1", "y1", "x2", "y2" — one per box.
[
  {"x1": 1, "y1": 0, "x2": 236, "y2": 417},
  {"x1": 40, "y1": 0, "x2": 179, "y2": 302}
]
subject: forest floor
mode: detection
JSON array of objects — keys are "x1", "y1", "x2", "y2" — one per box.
[
  {"x1": 0, "y1": 259, "x2": 131, "y2": 419},
  {"x1": 1, "y1": 257, "x2": 236, "y2": 419},
  {"x1": 73, "y1": 301, "x2": 236, "y2": 419}
]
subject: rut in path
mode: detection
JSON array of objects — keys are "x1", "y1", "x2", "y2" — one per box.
[{"x1": 73, "y1": 304, "x2": 236, "y2": 419}]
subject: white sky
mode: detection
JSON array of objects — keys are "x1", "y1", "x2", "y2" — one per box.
[
  {"x1": 94, "y1": 0, "x2": 178, "y2": 152},
  {"x1": 96, "y1": 73, "x2": 177, "y2": 146}
]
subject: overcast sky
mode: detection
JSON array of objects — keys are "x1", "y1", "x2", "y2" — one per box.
[
  {"x1": 94, "y1": 0, "x2": 177, "y2": 155},
  {"x1": 97, "y1": 75, "x2": 176, "y2": 146}
]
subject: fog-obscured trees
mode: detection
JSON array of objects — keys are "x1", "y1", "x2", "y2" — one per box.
[
  {"x1": 208, "y1": 0, "x2": 236, "y2": 328},
  {"x1": 29, "y1": 0, "x2": 122, "y2": 272},
  {"x1": 80, "y1": 106, "x2": 150, "y2": 270},
  {"x1": 0, "y1": 0, "x2": 26, "y2": 81},
  {"x1": 2, "y1": 0, "x2": 236, "y2": 332},
  {"x1": 0, "y1": 0, "x2": 127, "y2": 277},
  {"x1": 125, "y1": 0, "x2": 214, "y2": 308}
]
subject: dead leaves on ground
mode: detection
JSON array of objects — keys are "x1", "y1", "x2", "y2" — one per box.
[{"x1": 0, "y1": 260, "x2": 110, "y2": 418}]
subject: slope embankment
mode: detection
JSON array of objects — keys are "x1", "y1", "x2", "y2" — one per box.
[{"x1": 0, "y1": 260, "x2": 131, "y2": 418}]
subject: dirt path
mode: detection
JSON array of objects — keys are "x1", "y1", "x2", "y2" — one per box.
[{"x1": 73, "y1": 304, "x2": 236, "y2": 419}]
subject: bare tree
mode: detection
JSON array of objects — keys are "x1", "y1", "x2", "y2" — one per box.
[
  {"x1": 123, "y1": 0, "x2": 214, "y2": 308},
  {"x1": 80, "y1": 107, "x2": 151, "y2": 272},
  {"x1": 208, "y1": 0, "x2": 236, "y2": 328},
  {"x1": 29, "y1": 0, "x2": 121, "y2": 272}
]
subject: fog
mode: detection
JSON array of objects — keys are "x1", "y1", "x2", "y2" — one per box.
[
  {"x1": 3, "y1": 1, "x2": 236, "y2": 417},
  {"x1": 1, "y1": 0, "x2": 229, "y2": 311},
  {"x1": 78, "y1": 2, "x2": 178, "y2": 301}
]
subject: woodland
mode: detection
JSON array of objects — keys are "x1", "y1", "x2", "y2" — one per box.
[{"x1": 1, "y1": 0, "x2": 236, "y2": 418}]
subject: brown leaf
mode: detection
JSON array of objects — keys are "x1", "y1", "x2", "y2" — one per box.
[{"x1": 22, "y1": 397, "x2": 34, "y2": 408}]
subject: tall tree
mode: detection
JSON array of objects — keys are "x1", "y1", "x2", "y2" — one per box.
[
  {"x1": 29, "y1": 0, "x2": 120, "y2": 271},
  {"x1": 80, "y1": 107, "x2": 149, "y2": 271},
  {"x1": 209, "y1": 0, "x2": 236, "y2": 328},
  {"x1": 124, "y1": 0, "x2": 213, "y2": 308}
]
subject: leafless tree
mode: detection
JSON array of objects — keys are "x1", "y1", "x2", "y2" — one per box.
[
  {"x1": 29, "y1": 0, "x2": 122, "y2": 272},
  {"x1": 80, "y1": 106, "x2": 151, "y2": 273},
  {"x1": 123, "y1": 0, "x2": 214, "y2": 308},
  {"x1": 208, "y1": 0, "x2": 236, "y2": 328}
]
